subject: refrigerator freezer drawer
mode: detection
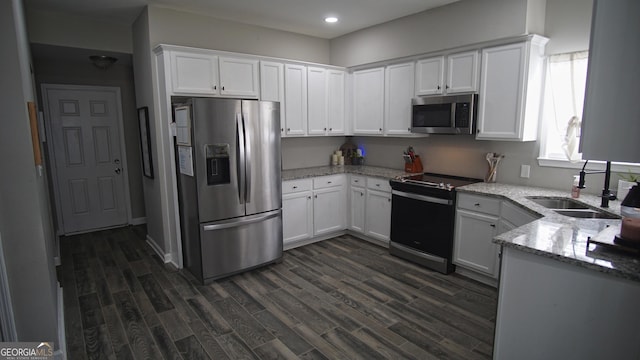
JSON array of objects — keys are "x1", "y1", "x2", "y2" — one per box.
[{"x1": 199, "y1": 209, "x2": 282, "y2": 283}]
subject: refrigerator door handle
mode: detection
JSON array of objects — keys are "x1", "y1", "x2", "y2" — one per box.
[
  {"x1": 202, "y1": 210, "x2": 280, "y2": 231},
  {"x1": 236, "y1": 113, "x2": 246, "y2": 204},
  {"x1": 243, "y1": 112, "x2": 252, "y2": 204}
]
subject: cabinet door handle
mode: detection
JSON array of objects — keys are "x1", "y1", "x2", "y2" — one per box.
[
  {"x1": 324, "y1": 128, "x2": 327, "y2": 131},
  {"x1": 408, "y1": 128, "x2": 411, "y2": 131},
  {"x1": 446, "y1": 85, "x2": 449, "y2": 89},
  {"x1": 293, "y1": 186, "x2": 298, "y2": 189},
  {"x1": 307, "y1": 196, "x2": 311, "y2": 199},
  {"x1": 287, "y1": 128, "x2": 291, "y2": 131},
  {"x1": 361, "y1": 192, "x2": 364, "y2": 196},
  {"x1": 222, "y1": 86, "x2": 225, "y2": 91},
  {"x1": 329, "y1": 128, "x2": 333, "y2": 131},
  {"x1": 437, "y1": 85, "x2": 441, "y2": 90},
  {"x1": 474, "y1": 203, "x2": 481, "y2": 207},
  {"x1": 314, "y1": 195, "x2": 318, "y2": 198},
  {"x1": 387, "y1": 198, "x2": 391, "y2": 202},
  {"x1": 379, "y1": 128, "x2": 382, "y2": 132},
  {"x1": 490, "y1": 224, "x2": 496, "y2": 228},
  {"x1": 376, "y1": 184, "x2": 380, "y2": 187},
  {"x1": 327, "y1": 181, "x2": 332, "y2": 184},
  {"x1": 213, "y1": 85, "x2": 217, "y2": 90}
]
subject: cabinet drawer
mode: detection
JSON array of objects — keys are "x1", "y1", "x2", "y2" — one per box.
[
  {"x1": 313, "y1": 174, "x2": 344, "y2": 189},
  {"x1": 351, "y1": 175, "x2": 366, "y2": 187},
  {"x1": 282, "y1": 179, "x2": 312, "y2": 194},
  {"x1": 457, "y1": 193, "x2": 501, "y2": 215},
  {"x1": 366, "y1": 177, "x2": 391, "y2": 192},
  {"x1": 501, "y1": 200, "x2": 540, "y2": 227}
]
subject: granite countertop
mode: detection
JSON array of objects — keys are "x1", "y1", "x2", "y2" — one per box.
[
  {"x1": 282, "y1": 165, "x2": 411, "y2": 181},
  {"x1": 458, "y1": 183, "x2": 640, "y2": 282}
]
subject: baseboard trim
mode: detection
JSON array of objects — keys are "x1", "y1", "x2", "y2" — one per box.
[
  {"x1": 145, "y1": 235, "x2": 171, "y2": 263},
  {"x1": 55, "y1": 283, "x2": 66, "y2": 360},
  {"x1": 283, "y1": 231, "x2": 346, "y2": 251},
  {"x1": 346, "y1": 231, "x2": 390, "y2": 249},
  {"x1": 130, "y1": 217, "x2": 147, "y2": 226},
  {"x1": 454, "y1": 266, "x2": 498, "y2": 288}
]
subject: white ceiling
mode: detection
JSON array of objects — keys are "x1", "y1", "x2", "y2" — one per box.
[{"x1": 24, "y1": 0, "x2": 459, "y2": 39}]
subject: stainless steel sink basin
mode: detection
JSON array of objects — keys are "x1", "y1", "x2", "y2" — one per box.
[
  {"x1": 553, "y1": 209, "x2": 620, "y2": 219},
  {"x1": 526, "y1": 196, "x2": 590, "y2": 209}
]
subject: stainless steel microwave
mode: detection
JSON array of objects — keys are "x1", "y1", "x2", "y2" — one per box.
[{"x1": 411, "y1": 93, "x2": 477, "y2": 135}]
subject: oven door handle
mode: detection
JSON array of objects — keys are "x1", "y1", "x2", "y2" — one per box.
[{"x1": 392, "y1": 190, "x2": 453, "y2": 205}]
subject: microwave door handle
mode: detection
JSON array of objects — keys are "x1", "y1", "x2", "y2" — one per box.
[
  {"x1": 450, "y1": 102, "x2": 457, "y2": 128},
  {"x1": 236, "y1": 113, "x2": 246, "y2": 204}
]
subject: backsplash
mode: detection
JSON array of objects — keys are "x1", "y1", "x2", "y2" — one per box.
[{"x1": 282, "y1": 135, "x2": 613, "y2": 196}]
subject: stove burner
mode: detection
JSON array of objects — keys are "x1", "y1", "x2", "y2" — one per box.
[{"x1": 394, "y1": 172, "x2": 481, "y2": 191}]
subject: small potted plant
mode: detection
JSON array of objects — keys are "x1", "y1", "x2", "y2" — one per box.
[{"x1": 618, "y1": 170, "x2": 640, "y2": 201}]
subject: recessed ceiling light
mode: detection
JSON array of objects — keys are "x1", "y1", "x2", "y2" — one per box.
[{"x1": 324, "y1": 16, "x2": 338, "y2": 23}]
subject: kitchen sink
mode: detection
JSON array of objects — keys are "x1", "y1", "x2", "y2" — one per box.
[
  {"x1": 526, "y1": 196, "x2": 590, "y2": 209},
  {"x1": 553, "y1": 209, "x2": 620, "y2": 219},
  {"x1": 526, "y1": 196, "x2": 621, "y2": 219}
]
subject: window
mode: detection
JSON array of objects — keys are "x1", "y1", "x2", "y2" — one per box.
[
  {"x1": 539, "y1": 51, "x2": 588, "y2": 162},
  {"x1": 538, "y1": 52, "x2": 640, "y2": 173}
]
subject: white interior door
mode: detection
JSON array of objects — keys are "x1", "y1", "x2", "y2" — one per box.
[{"x1": 43, "y1": 85, "x2": 128, "y2": 234}]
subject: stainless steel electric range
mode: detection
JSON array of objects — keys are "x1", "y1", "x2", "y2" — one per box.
[{"x1": 389, "y1": 173, "x2": 482, "y2": 274}]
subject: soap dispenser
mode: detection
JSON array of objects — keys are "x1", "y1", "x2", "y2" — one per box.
[{"x1": 571, "y1": 175, "x2": 581, "y2": 198}]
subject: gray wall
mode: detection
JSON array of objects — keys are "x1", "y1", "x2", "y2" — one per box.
[
  {"x1": 330, "y1": 0, "x2": 530, "y2": 67},
  {"x1": 0, "y1": 0, "x2": 58, "y2": 345},
  {"x1": 544, "y1": 0, "x2": 593, "y2": 54},
  {"x1": 25, "y1": 7, "x2": 133, "y2": 53},
  {"x1": 31, "y1": 47, "x2": 146, "y2": 221},
  {"x1": 148, "y1": 5, "x2": 330, "y2": 64}
]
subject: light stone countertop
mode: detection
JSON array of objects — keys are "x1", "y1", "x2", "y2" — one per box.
[
  {"x1": 281, "y1": 166, "x2": 640, "y2": 283},
  {"x1": 282, "y1": 165, "x2": 411, "y2": 182},
  {"x1": 458, "y1": 183, "x2": 640, "y2": 283}
]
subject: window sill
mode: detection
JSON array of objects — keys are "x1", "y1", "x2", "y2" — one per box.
[{"x1": 538, "y1": 157, "x2": 640, "y2": 174}]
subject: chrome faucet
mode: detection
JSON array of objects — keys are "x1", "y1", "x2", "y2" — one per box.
[{"x1": 578, "y1": 160, "x2": 615, "y2": 208}]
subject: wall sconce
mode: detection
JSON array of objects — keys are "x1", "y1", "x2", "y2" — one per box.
[{"x1": 89, "y1": 55, "x2": 118, "y2": 70}]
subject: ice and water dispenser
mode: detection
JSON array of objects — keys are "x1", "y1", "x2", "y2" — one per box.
[{"x1": 205, "y1": 144, "x2": 230, "y2": 185}]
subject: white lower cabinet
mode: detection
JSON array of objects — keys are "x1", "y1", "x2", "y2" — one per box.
[
  {"x1": 313, "y1": 186, "x2": 345, "y2": 236},
  {"x1": 365, "y1": 189, "x2": 391, "y2": 243},
  {"x1": 454, "y1": 208, "x2": 500, "y2": 277},
  {"x1": 282, "y1": 175, "x2": 346, "y2": 248},
  {"x1": 282, "y1": 179, "x2": 313, "y2": 246},
  {"x1": 350, "y1": 185, "x2": 366, "y2": 233},
  {"x1": 349, "y1": 176, "x2": 392, "y2": 244},
  {"x1": 454, "y1": 193, "x2": 540, "y2": 284}
]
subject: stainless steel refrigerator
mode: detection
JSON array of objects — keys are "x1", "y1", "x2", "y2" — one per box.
[{"x1": 173, "y1": 98, "x2": 282, "y2": 284}]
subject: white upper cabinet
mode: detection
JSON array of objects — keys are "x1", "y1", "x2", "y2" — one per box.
[
  {"x1": 385, "y1": 62, "x2": 415, "y2": 135},
  {"x1": 352, "y1": 67, "x2": 385, "y2": 135},
  {"x1": 170, "y1": 51, "x2": 259, "y2": 98},
  {"x1": 476, "y1": 36, "x2": 547, "y2": 141},
  {"x1": 260, "y1": 61, "x2": 285, "y2": 136},
  {"x1": 327, "y1": 70, "x2": 345, "y2": 135},
  {"x1": 416, "y1": 51, "x2": 478, "y2": 96},
  {"x1": 446, "y1": 51, "x2": 479, "y2": 94},
  {"x1": 307, "y1": 66, "x2": 328, "y2": 135},
  {"x1": 284, "y1": 64, "x2": 307, "y2": 136},
  {"x1": 218, "y1": 57, "x2": 259, "y2": 98},
  {"x1": 415, "y1": 56, "x2": 445, "y2": 95},
  {"x1": 171, "y1": 51, "x2": 220, "y2": 94}
]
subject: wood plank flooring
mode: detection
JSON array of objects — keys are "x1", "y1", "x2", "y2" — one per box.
[{"x1": 59, "y1": 226, "x2": 497, "y2": 359}]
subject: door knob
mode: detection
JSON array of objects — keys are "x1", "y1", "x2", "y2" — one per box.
[{"x1": 115, "y1": 168, "x2": 121, "y2": 174}]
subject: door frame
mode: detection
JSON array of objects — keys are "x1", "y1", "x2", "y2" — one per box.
[{"x1": 41, "y1": 84, "x2": 132, "y2": 235}]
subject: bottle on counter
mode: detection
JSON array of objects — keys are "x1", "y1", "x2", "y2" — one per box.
[{"x1": 571, "y1": 175, "x2": 581, "y2": 198}]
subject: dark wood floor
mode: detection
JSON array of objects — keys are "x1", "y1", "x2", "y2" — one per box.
[{"x1": 59, "y1": 225, "x2": 497, "y2": 360}]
